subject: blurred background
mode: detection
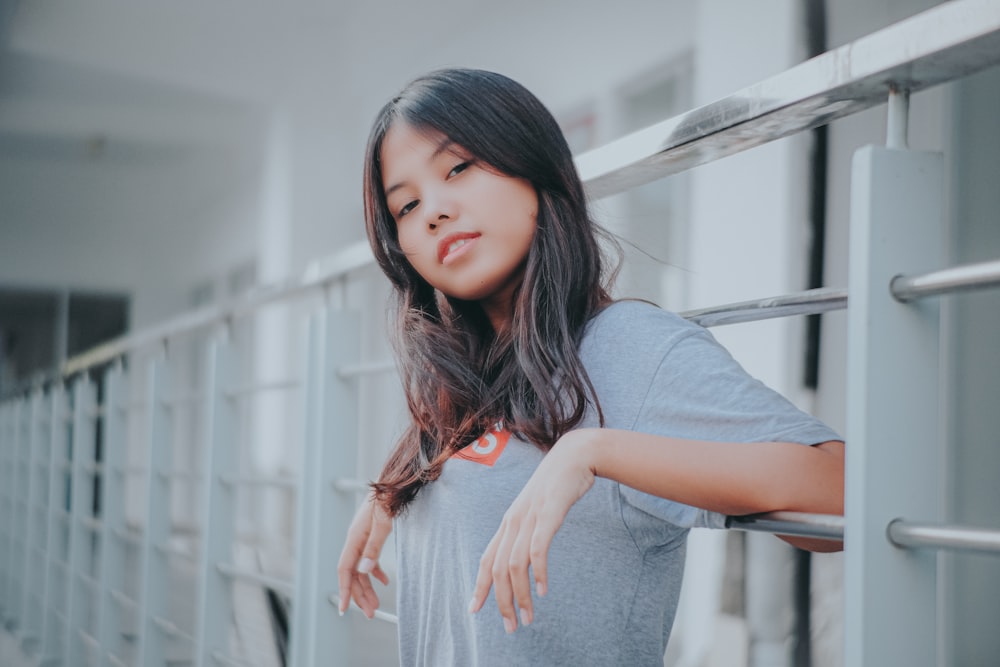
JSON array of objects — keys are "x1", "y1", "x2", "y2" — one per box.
[{"x1": 1, "y1": 0, "x2": 998, "y2": 666}]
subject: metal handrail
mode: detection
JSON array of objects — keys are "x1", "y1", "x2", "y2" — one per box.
[
  {"x1": 726, "y1": 511, "x2": 845, "y2": 541},
  {"x1": 887, "y1": 519, "x2": 1000, "y2": 555},
  {"x1": 576, "y1": 0, "x2": 1000, "y2": 197},
  {"x1": 890, "y1": 257, "x2": 1000, "y2": 302},
  {"x1": 680, "y1": 287, "x2": 847, "y2": 328}
]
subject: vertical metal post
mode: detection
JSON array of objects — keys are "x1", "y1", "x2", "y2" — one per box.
[
  {"x1": 42, "y1": 385, "x2": 67, "y2": 662},
  {"x1": 21, "y1": 390, "x2": 47, "y2": 649},
  {"x1": 137, "y1": 358, "x2": 172, "y2": 667},
  {"x1": 290, "y1": 308, "x2": 361, "y2": 667},
  {"x1": 844, "y1": 145, "x2": 944, "y2": 665},
  {"x1": 97, "y1": 365, "x2": 127, "y2": 666},
  {"x1": 886, "y1": 86, "x2": 910, "y2": 150},
  {"x1": 7, "y1": 397, "x2": 26, "y2": 631},
  {"x1": 64, "y1": 376, "x2": 97, "y2": 666},
  {"x1": 194, "y1": 338, "x2": 237, "y2": 667},
  {"x1": 0, "y1": 402, "x2": 12, "y2": 623}
]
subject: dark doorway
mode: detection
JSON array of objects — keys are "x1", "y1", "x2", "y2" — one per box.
[{"x1": 0, "y1": 288, "x2": 129, "y2": 395}]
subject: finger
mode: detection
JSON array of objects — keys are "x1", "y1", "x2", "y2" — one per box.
[
  {"x1": 352, "y1": 572, "x2": 380, "y2": 619},
  {"x1": 337, "y1": 530, "x2": 367, "y2": 614},
  {"x1": 361, "y1": 506, "x2": 393, "y2": 567},
  {"x1": 530, "y1": 508, "x2": 562, "y2": 599},
  {"x1": 509, "y1": 515, "x2": 536, "y2": 627},
  {"x1": 469, "y1": 533, "x2": 501, "y2": 614},
  {"x1": 490, "y1": 526, "x2": 519, "y2": 633},
  {"x1": 371, "y1": 562, "x2": 390, "y2": 587}
]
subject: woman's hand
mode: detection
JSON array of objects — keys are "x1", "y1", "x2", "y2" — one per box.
[
  {"x1": 468, "y1": 430, "x2": 599, "y2": 633},
  {"x1": 337, "y1": 493, "x2": 392, "y2": 618}
]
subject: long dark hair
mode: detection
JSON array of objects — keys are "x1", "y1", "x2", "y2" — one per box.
[{"x1": 364, "y1": 68, "x2": 616, "y2": 515}]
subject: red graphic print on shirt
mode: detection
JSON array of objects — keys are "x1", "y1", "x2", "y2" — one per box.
[{"x1": 452, "y1": 423, "x2": 510, "y2": 467}]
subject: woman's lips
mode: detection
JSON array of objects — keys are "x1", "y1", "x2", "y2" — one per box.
[{"x1": 438, "y1": 232, "x2": 480, "y2": 264}]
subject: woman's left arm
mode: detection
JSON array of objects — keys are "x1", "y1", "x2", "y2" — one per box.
[{"x1": 469, "y1": 428, "x2": 844, "y2": 632}]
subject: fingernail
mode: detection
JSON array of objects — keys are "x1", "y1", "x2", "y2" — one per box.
[
  {"x1": 358, "y1": 557, "x2": 375, "y2": 574},
  {"x1": 519, "y1": 608, "x2": 531, "y2": 627},
  {"x1": 467, "y1": 597, "x2": 477, "y2": 614},
  {"x1": 338, "y1": 608, "x2": 345, "y2": 617},
  {"x1": 537, "y1": 582, "x2": 547, "y2": 597},
  {"x1": 503, "y1": 617, "x2": 516, "y2": 634}
]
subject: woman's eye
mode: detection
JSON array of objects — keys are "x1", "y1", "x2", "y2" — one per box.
[
  {"x1": 398, "y1": 200, "x2": 418, "y2": 218},
  {"x1": 448, "y1": 162, "x2": 471, "y2": 178}
]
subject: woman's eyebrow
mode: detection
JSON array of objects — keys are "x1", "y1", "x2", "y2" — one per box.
[{"x1": 384, "y1": 138, "x2": 458, "y2": 198}]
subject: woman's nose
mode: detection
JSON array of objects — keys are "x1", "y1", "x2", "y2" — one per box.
[{"x1": 423, "y1": 192, "x2": 455, "y2": 231}]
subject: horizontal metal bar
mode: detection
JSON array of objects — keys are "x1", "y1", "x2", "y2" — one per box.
[
  {"x1": 82, "y1": 461, "x2": 103, "y2": 475},
  {"x1": 332, "y1": 478, "x2": 370, "y2": 494},
  {"x1": 61, "y1": 241, "x2": 374, "y2": 376},
  {"x1": 152, "y1": 614, "x2": 195, "y2": 643},
  {"x1": 680, "y1": 287, "x2": 847, "y2": 328},
  {"x1": 337, "y1": 359, "x2": 398, "y2": 379},
  {"x1": 887, "y1": 519, "x2": 1000, "y2": 555},
  {"x1": 216, "y1": 562, "x2": 294, "y2": 597},
  {"x1": 163, "y1": 392, "x2": 204, "y2": 408},
  {"x1": 726, "y1": 511, "x2": 845, "y2": 541},
  {"x1": 221, "y1": 474, "x2": 298, "y2": 490},
  {"x1": 79, "y1": 515, "x2": 103, "y2": 533},
  {"x1": 158, "y1": 470, "x2": 203, "y2": 483},
  {"x1": 212, "y1": 650, "x2": 254, "y2": 667},
  {"x1": 155, "y1": 542, "x2": 198, "y2": 561},
  {"x1": 111, "y1": 588, "x2": 138, "y2": 609},
  {"x1": 329, "y1": 594, "x2": 399, "y2": 624},
  {"x1": 77, "y1": 570, "x2": 100, "y2": 589},
  {"x1": 114, "y1": 527, "x2": 143, "y2": 547},
  {"x1": 890, "y1": 258, "x2": 1000, "y2": 302},
  {"x1": 224, "y1": 378, "x2": 302, "y2": 398},
  {"x1": 78, "y1": 628, "x2": 99, "y2": 649},
  {"x1": 577, "y1": 0, "x2": 1000, "y2": 198},
  {"x1": 118, "y1": 400, "x2": 148, "y2": 413}
]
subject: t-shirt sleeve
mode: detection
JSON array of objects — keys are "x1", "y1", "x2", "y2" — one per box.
[{"x1": 619, "y1": 327, "x2": 842, "y2": 532}]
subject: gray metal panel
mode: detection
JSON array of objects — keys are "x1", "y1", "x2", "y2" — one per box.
[
  {"x1": 6, "y1": 399, "x2": 26, "y2": 629},
  {"x1": 21, "y1": 390, "x2": 46, "y2": 645},
  {"x1": 0, "y1": 403, "x2": 14, "y2": 623},
  {"x1": 137, "y1": 359, "x2": 172, "y2": 667},
  {"x1": 844, "y1": 147, "x2": 944, "y2": 666},
  {"x1": 576, "y1": 0, "x2": 1000, "y2": 198},
  {"x1": 97, "y1": 366, "x2": 128, "y2": 667},
  {"x1": 290, "y1": 309, "x2": 361, "y2": 667},
  {"x1": 194, "y1": 339, "x2": 238, "y2": 667},
  {"x1": 41, "y1": 386, "x2": 66, "y2": 662},
  {"x1": 64, "y1": 377, "x2": 97, "y2": 667}
]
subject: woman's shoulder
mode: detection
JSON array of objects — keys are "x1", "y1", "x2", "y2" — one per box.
[
  {"x1": 581, "y1": 299, "x2": 704, "y2": 362},
  {"x1": 587, "y1": 299, "x2": 701, "y2": 339}
]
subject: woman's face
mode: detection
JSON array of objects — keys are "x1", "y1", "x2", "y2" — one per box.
[{"x1": 381, "y1": 121, "x2": 538, "y2": 329}]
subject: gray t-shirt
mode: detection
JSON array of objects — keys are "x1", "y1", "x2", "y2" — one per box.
[{"x1": 394, "y1": 301, "x2": 840, "y2": 666}]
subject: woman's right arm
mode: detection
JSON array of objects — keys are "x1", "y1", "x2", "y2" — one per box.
[{"x1": 336, "y1": 494, "x2": 393, "y2": 618}]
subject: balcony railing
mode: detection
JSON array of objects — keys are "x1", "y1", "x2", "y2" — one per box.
[{"x1": 2, "y1": 1, "x2": 1000, "y2": 665}]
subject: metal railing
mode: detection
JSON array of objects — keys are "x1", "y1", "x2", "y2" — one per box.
[{"x1": 2, "y1": 1, "x2": 1000, "y2": 666}]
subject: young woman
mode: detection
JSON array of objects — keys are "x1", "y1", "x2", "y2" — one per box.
[{"x1": 337, "y1": 68, "x2": 844, "y2": 666}]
